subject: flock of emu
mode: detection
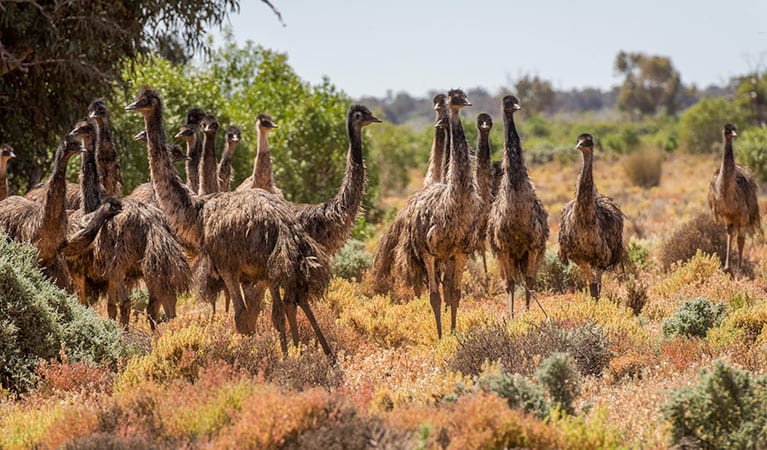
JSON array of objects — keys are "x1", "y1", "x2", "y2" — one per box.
[{"x1": 0, "y1": 88, "x2": 761, "y2": 355}]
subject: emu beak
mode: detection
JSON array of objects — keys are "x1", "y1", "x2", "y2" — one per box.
[
  {"x1": 89, "y1": 110, "x2": 105, "y2": 118},
  {"x1": 180, "y1": 155, "x2": 192, "y2": 161},
  {"x1": 368, "y1": 116, "x2": 382, "y2": 123},
  {"x1": 731, "y1": 131, "x2": 737, "y2": 137},
  {"x1": 575, "y1": 141, "x2": 583, "y2": 150},
  {"x1": 9, "y1": 152, "x2": 15, "y2": 159},
  {"x1": 69, "y1": 127, "x2": 86, "y2": 136},
  {"x1": 133, "y1": 131, "x2": 147, "y2": 141},
  {"x1": 74, "y1": 145, "x2": 86, "y2": 153},
  {"x1": 125, "y1": 101, "x2": 139, "y2": 111}
]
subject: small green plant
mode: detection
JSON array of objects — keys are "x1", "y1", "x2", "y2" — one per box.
[
  {"x1": 662, "y1": 297, "x2": 724, "y2": 338},
  {"x1": 663, "y1": 360, "x2": 767, "y2": 448},
  {"x1": 331, "y1": 239, "x2": 372, "y2": 281},
  {"x1": 537, "y1": 353, "x2": 582, "y2": 415},
  {"x1": 475, "y1": 371, "x2": 551, "y2": 419},
  {"x1": 736, "y1": 127, "x2": 767, "y2": 182}
]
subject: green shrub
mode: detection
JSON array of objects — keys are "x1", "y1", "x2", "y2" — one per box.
[
  {"x1": 622, "y1": 148, "x2": 663, "y2": 188},
  {"x1": 737, "y1": 127, "x2": 767, "y2": 182},
  {"x1": 536, "y1": 252, "x2": 584, "y2": 294},
  {"x1": 475, "y1": 371, "x2": 551, "y2": 419},
  {"x1": 537, "y1": 353, "x2": 582, "y2": 415},
  {"x1": 679, "y1": 98, "x2": 744, "y2": 154},
  {"x1": 603, "y1": 127, "x2": 640, "y2": 154},
  {"x1": 662, "y1": 297, "x2": 724, "y2": 338},
  {"x1": 331, "y1": 239, "x2": 372, "y2": 281},
  {"x1": 663, "y1": 360, "x2": 767, "y2": 448},
  {"x1": 0, "y1": 234, "x2": 124, "y2": 393}
]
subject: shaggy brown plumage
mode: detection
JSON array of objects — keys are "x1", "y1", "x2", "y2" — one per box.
[
  {"x1": 473, "y1": 112, "x2": 495, "y2": 277},
  {"x1": 126, "y1": 143, "x2": 189, "y2": 205},
  {"x1": 24, "y1": 180, "x2": 81, "y2": 210},
  {"x1": 558, "y1": 133, "x2": 624, "y2": 299},
  {"x1": 0, "y1": 136, "x2": 85, "y2": 287},
  {"x1": 708, "y1": 123, "x2": 761, "y2": 272},
  {"x1": 217, "y1": 125, "x2": 241, "y2": 192},
  {"x1": 128, "y1": 88, "x2": 332, "y2": 354},
  {"x1": 392, "y1": 89, "x2": 482, "y2": 338},
  {"x1": 88, "y1": 99, "x2": 123, "y2": 197},
  {"x1": 198, "y1": 114, "x2": 220, "y2": 195},
  {"x1": 0, "y1": 144, "x2": 16, "y2": 201},
  {"x1": 371, "y1": 95, "x2": 445, "y2": 294},
  {"x1": 236, "y1": 114, "x2": 282, "y2": 196},
  {"x1": 487, "y1": 96, "x2": 549, "y2": 317},
  {"x1": 67, "y1": 119, "x2": 191, "y2": 328}
]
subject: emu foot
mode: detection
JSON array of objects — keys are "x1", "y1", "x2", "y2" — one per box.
[
  {"x1": 234, "y1": 309, "x2": 258, "y2": 335},
  {"x1": 589, "y1": 283, "x2": 600, "y2": 300}
]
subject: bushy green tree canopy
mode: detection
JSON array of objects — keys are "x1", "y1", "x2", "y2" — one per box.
[{"x1": 615, "y1": 51, "x2": 683, "y2": 116}]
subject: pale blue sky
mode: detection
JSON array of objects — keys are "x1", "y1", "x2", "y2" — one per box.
[{"x1": 214, "y1": 0, "x2": 767, "y2": 98}]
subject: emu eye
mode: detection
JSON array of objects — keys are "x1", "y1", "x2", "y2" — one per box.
[{"x1": 354, "y1": 112, "x2": 362, "y2": 120}]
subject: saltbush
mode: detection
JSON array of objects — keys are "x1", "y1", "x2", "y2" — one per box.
[
  {"x1": 331, "y1": 239, "x2": 372, "y2": 281},
  {"x1": 536, "y1": 252, "x2": 583, "y2": 294},
  {"x1": 737, "y1": 127, "x2": 767, "y2": 182},
  {"x1": 663, "y1": 361, "x2": 767, "y2": 448},
  {"x1": 537, "y1": 353, "x2": 582, "y2": 415},
  {"x1": 623, "y1": 148, "x2": 663, "y2": 188},
  {"x1": 659, "y1": 213, "x2": 728, "y2": 271},
  {"x1": 662, "y1": 297, "x2": 724, "y2": 338},
  {"x1": 474, "y1": 371, "x2": 551, "y2": 419},
  {"x1": 0, "y1": 235, "x2": 124, "y2": 393}
]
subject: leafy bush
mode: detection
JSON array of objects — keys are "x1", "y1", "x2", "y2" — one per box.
[
  {"x1": 331, "y1": 239, "x2": 372, "y2": 281},
  {"x1": 604, "y1": 127, "x2": 640, "y2": 153},
  {"x1": 537, "y1": 353, "x2": 582, "y2": 415},
  {"x1": 662, "y1": 297, "x2": 724, "y2": 338},
  {"x1": 449, "y1": 321, "x2": 612, "y2": 377},
  {"x1": 0, "y1": 234, "x2": 124, "y2": 393},
  {"x1": 623, "y1": 148, "x2": 663, "y2": 188},
  {"x1": 736, "y1": 127, "x2": 767, "y2": 182},
  {"x1": 679, "y1": 98, "x2": 744, "y2": 154},
  {"x1": 474, "y1": 371, "x2": 551, "y2": 419},
  {"x1": 659, "y1": 213, "x2": 728, "y2": 271},
  {"x1": 536, "y1": 252, "x2": 584, "y2": 294},
  {"x1": 663, "y1": 361, "x2": 767, "y2": 448}
]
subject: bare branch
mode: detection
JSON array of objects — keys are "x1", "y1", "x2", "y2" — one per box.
[{"x1": 261, "y1": 0, "x2": 286, "y2": 27}]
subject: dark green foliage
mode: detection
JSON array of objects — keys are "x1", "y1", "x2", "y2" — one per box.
[
  {"x1": 0, "y1": 234, "x2": 123, "y2": 393},
  {"x1": 659, "y1": 213, "x2": 728, "y2": 271},
  {"x1": 331, "y1": 239, "x2": 372, "y2": 281},
  {"x1": 0, "y1": 0, "x2": 257, "y2": 194},
  {"x1": 614, "y1": 51, "x2": 683, "y2": 116},
  {"x1": 737, "y1": 127, "x2": 767, "y2": 182},
  {"x1": 449, "y1": 321, "x2": 613, "y2": 378},
  {"x1": 604, "y1": 127, "x2": 640, "y2": 153},
  {"x1": 679, "y1": 98, "x2": 744, "y2": 154},
  {"x1": 536, "y1": 353, "x2": 582, "y2": 415},
  {"x1": 663, "y1": 361, "x2": 767, "y2": 449},
  {"x1": 536, "y1": 252, "x2": 584, "y2": 294},
  {"x1": 662, "y1": 297, "x2": 724, "y2": 338},
  {"x1": 475, "y1": 371, "x2": 551, "y2": 419}
]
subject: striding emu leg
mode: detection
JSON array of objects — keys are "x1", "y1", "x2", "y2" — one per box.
[
  {"x1": 270, "y1": 287, "x2": 288, "y2": 354},
  {"x1": 425, "y1": 256, "x2": 442, "y2": 339},
  {"x1": 219, "y1": 271, "x2": 251, "y2": 335},
  {"x1": 724, "y1": 226, "x2": 733, "y2": 272},
  {"x1": 449, "y1": 255, "x2": 466, "y2": 333},
  {"x1": 284, "y1": 296, "x2": 300, "y2": 347},
  {"x1": 579, "y1": 263, "x2": 598, "y2": 300},
  {"x1": 298, "y1": 298, "x2": 332, "y2": 355},
  {"x1": 736, "y1": 232, "x2": 746, "y2": 275}
]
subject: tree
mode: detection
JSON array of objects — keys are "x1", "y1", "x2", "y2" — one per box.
[
  {"x1": 678, "y1": 98, "x2": 744, "y2": 154},
  {"x1": 614, "y1": 51, "x2": 683, "y2": 116},
  {"x1": 510, "y1": 74, "x2": 555, "y2": 115},
  {"x1": 0, "y1": 0, "x2": 281, "y2": 194}
]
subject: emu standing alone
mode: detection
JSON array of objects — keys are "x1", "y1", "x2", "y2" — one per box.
[
  {"x1": 708, "y1": 123, "x2": 761, "y2": 272},
  {"x1": 558, "y1": 133, "x2": 623, "y2": 299},
  {"x1": 487, "y1": 96, "x2": 549, "y2": 317}
]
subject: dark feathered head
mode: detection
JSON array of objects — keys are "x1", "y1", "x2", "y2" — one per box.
[
  {"x1": 349, "y1": 105, "x2": 381, "y2": 127},
  {"x1": 256, "y1": 113, "x2": 278, "y2": 130},
  {"x1": 433, "y1": 94, "x2": 447, "y2": 111},
  {"x1": 447, "y1": 89, "x2": 471, "y2": 108},
  {"x1": 226, "y1": 125, "x2": 242, "y2": 143},
  {"x1": 477, "y1": 113, "x2": 493, "y2": 131},
  {"x1": 724, "y1": 123, "x2": 737, "y2": 139},
  {"x1": 101, "y1": 196, "x2": 123, "y2": 216},
  {"x1": 186, "y1": 108, "x2": 206, "y2": 126},
  {"x1": 59, "y1": 135, "x2": 85, "y2": 158},
  {"x1": 201, "y1": 114, "x2": 219, "y2": 134},
  {"x1": 575, "y1": 133, "x2": 595, "y2": 151},
  {"x1": 125, "y1": 86, "x2": 161, "y2": 113},
  {"x1": 502, "y1": 95, "x2": 521, "y2": 112},
  {"x1": 70, "y1": 118, "x2": 96, "y2": 138},
  {"x1": 175, "y1": 124, "x2": 195, "y2": 141},
  {"x1": 88, "y1": 98, "x2": 108, "y2": 119},
  {"x1": 166, "y1": 143, "x2": 190, "y2": 162},
  {"x1": 1, "y1": 144, "x2": 15, "y2": 160}
]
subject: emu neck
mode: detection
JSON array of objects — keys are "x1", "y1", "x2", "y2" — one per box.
[
  {"x1": 217, "y1": 141, "x2": 237, "y2": 191},
  {"x1": 447, "y1": 107, "x2": 471, "y2": 195},
  {"x1": 335, "y1": 121, "x2": 366, "y2": 225},
  {"x1": 477, "y1": 129, "x2": 492, "y2": 202},
  {"x1": 425, "y1": 126, "x2": 447, "y2": 184},
  {"x1": 42, "y1": 149, "x2": 70, "y2": 236},
  {"x1": 251, "y1": 129, "x2": 275, "y2": 191},
  {"x1": 719, "y1": 137, "x2": 736, "y2": 194},
  {"x1": 501, "y1": 111, "x2": 528, "y2": 191},
  {"x1": 185, "y1": 131, "x2": 201, "y2": 192},
  {"x1": 143, "y1": 104, "x2": 200, "y2": 245},
  {"x1": 575, "y1": 150, "x2": 596, "y2": 217},
  {"x1": 199, "y1": 130, "x2": 219, "y2": 195},
  {"x1": 79, "y1": 135, "x2": 104, "y2": 214},
  {"x1": 0, "y1": 162, "x2": 7, "y2": 201},
  {"x1": 93, "y1": 116, "x2": 123, "y2": 197},
  {"x1": 442, "y1": 124, "x2": 452, "y2": 183}
]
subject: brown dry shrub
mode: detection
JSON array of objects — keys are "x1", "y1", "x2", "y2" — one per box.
[
  {"x1": 449, "y1": 320, "x2": 613, "y2": 377},
  {"x1": 660, "y1": 336, "x2": 711, "y2": 373},
  {"x1": 659, "y1": 213, "x2": 727, "y2": 271},
  {"x1": 64, "y1": 433, "x2": 161, "y2": 450},
  {"x1": 269, "y1": 348, "x2": 344, "y2": 391},
  {"x1": 36, "y1": 358, "x2": 115, "y2": 395},
  {"x1": 623, "y1": 148, "x2": 663, "y2": 188},
  {"x1": 624, "y1": 276, "x2": 649, "y2": 316},
  {"x1": 607, "y1": 349, "x2": 649, "y2": 382}
]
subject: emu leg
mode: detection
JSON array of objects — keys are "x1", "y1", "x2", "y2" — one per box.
[
  {"x1": 271, "y1": 287, "x2": 288, "y2": 354},
  {"x1": 108, "y1": 281, "x2": 130, "y2": 328},
  {"x1": 506, "y1": 277, "x2": 515, "y2": 319},
  {"x1": 724, "y1": 229, "x2": 732, "y2": 271},
  {"x1": 219, "y1": 271, "x2": 251, "y2": 335},
  {"x1": 224, "y1": 290, "x2": 231, "y2": 313},
  {"x1": 737, "y1": 233, "x2": 746, "y2": 274},
  {"x1": 594, "y1": 270, "x2": 603, "y2": 300},
  {"x1": 146, "y1": 293, "x2": 161, "y2": 331},
  {"x1": 298, "y1": 299, "x2": 332, "y2": 355},
  {"x1": 284, "y1": 294, "x2": 300, "y2": 348},
  {"x1": 449, "y1": 255, "x2": 466, "y2": 333},
  {"x1": 242, "y1": 283, "x2": 265, "y2": 324},
  {"x1": 579, "y1": 263, "x2": 598, "y2": 300},
  {"x1": 425, "y1": 256, "x2": 442, "y2": 339},
  {"x1": 106, "y1": 282, "x2": 118, "y2": 321},
  {"x1": 525, "y1": 275, "x2": 535, "y2": 311}
]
